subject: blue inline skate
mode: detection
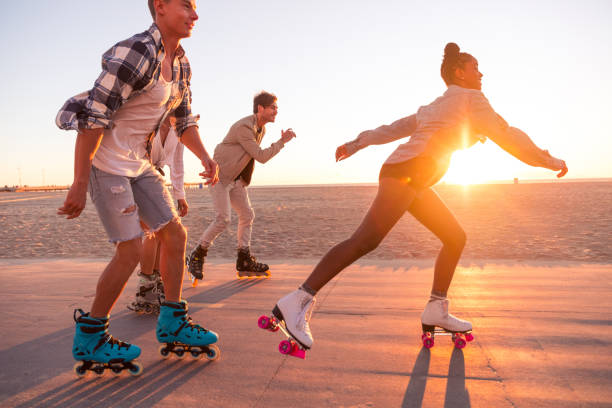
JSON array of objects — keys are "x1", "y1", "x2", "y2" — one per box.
[
  {"x1": 72, "y1": 309, "x2": 143, "y2": 378},
  {"x1": 156, "y1": 300, "x2": 220, "y2": 360}
]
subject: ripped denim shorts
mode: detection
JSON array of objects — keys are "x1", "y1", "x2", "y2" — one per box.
[{"x1": 88, "y1": 165, "x2": 177, "y2": 243}]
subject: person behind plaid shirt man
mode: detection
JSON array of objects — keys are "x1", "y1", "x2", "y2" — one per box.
[{"x1": 56, "y1": 0, "x2": 220, "y2": 366}]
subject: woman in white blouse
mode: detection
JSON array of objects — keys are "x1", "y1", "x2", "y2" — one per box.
[
  {"x1": 272, "y1": 43, "x2": 568, "y2": 351},
  {"x1": 128, "y1": 115, "x2": 189, "y2": 313}
]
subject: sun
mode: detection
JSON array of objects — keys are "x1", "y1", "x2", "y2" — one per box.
[{"x1": 442, "y1": 142, "x2": 510, "y2": 185}]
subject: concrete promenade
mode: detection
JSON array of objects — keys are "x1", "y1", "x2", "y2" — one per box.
[{"x1": 1, "y1": 259, "x2": 611, "y2": 407}]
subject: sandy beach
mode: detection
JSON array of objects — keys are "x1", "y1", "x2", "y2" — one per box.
[
  {"x1": 1, "y1": 181, "x2": 611, "y2": 407},
  {"x1": 1, "y1": 181, "x2": 611, "y2": 262}
]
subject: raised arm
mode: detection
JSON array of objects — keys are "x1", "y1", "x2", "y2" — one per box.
[
  {"x1": 236, "y1": 126, "x2": 293, "y2": 164},
  {"x1": 470, "y1": 93, "x2": 567, "y2": 177},
  {"x1": 336, "y1": 114, "x2": 416, "y2": 161}
]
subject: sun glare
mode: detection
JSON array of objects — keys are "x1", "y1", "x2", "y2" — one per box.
[{"x1": 443, "y1": 143, "x2": 496, "y2": 185}]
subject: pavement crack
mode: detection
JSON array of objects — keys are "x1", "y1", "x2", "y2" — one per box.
[{"x1": 252, "y1": 357, "x2": 288, "y2": 408}]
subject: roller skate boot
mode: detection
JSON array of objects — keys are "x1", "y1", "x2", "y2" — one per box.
[
  {"x1": 127, "y1": 269, "x2": 165, "y2": 314},
  {"x1": 72, "y1": 309, "x2": 142, "y2": 378},
  {"x1": 236, "y1": 247, "x2": 270, "y2": 279},
  {"x1": 187, "y1": 245, "x2": 207, "y2": 286},
  {"x1": 258, "y1": 288, "x2": 314, "y2": 359},
  {"x1": 420, "y1": 297, "x2": 474, "y2": 349},
  {"x1": 156, "y1": 300, "x2": 220, "y2": 361}
]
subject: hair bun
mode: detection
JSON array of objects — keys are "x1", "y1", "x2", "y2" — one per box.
[{"x1": 444, "y1": 42, "x2": 460, "y2": 57}]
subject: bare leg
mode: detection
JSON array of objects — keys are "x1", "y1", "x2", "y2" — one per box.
[
  {"x1": 90, "y1": 238, "x2": 142, "y2": 318},
  {"x1": 303, "y1": 178, "x2": 418, "y2": 291},
  {"x1": 156, "y1": 218, "x2": 187, "y2": 302},
  {"x1": 139, "y1": 231, "x2": 158, "y2": 276},
  {"x1": 407, "y1": 188, "x2": 466, "y2": 295}
]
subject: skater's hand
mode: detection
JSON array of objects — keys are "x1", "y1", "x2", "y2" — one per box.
[
  {"x1": 335, "y1": 143, "x2": 354, "y2": 162},
  {"x1": 556, "y1": 161, "x2": 568, "y2": 178},
  {"x1": 58, "y1": 181, "x2": 88, "y2": 219},
  {"x1": 199, "y1": 156, "x2": 219, "y2": 185},
  {"x1": 543, "y1": 150, "x2": 568, "y2": 178},
  {"x1": 281, "y1": 128, "x2": 296, "y2": 144},
  {"x1": 177, "y1": 199, "x2": 189, "y2": 217}
]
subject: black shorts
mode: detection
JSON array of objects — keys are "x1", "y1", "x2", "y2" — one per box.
[{"x1": 378, "y1": 156, "x2": 447, "y2": 190}]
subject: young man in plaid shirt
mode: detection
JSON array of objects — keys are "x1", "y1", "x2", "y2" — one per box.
[{"x1": 57, "y1": 0, "x2": 220, "y2": 374}]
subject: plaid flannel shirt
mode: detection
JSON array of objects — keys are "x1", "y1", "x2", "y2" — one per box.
[{"x1": 55, "y1": 24, "x2": 197, "y2": 137}]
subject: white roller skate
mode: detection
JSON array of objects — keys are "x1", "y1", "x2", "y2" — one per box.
[
  {"x1": 420, "y1": 297, "x2": 474, "y2": 349},
  {"x1": 127, "y1": 270, "x2": 165, "y2": 315},
  {"x1": 258, "y1": 288, "x2": 315, "y2": 359}
]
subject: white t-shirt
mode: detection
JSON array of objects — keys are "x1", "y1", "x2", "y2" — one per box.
[
  {"x1": 151, "y1": 127, "x2": 186, "y2": 199},
  {"x1": 93, "y1": 77, "x2": 177, "y2": 177}
]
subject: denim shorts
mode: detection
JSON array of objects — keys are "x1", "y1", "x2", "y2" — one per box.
[{"x1": 88, "y1": 166, "x2": 178, "y2": 243}]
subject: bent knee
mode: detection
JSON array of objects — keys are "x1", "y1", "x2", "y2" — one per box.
[
  {"x1": 159, "y1": 218, "x2": 187, "y2": 243},
  {"x1": 444, "y1": 229, "x2": 467, "y2": 251},
  {"x1": 116, "y1": 239, "x2": 142, "y2": 265},
  {"x1": 349, "y1": 234, "x2": 383, "y2": 256},
  {"x1": 213, "y1": 214, "x2": 231, "y2": 229}
]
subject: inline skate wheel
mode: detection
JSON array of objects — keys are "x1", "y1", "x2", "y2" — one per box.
[
  {"x1": 112, "y1": 366, "x2": 123, "y2": 376},
  {"x1": 175, "y1": 349, "x2": 185, "y2": 359},
  {"x1": 128, "y1": 361, "x2": 143, "y2": 376},
  {"x1": 205, "y1": 345, "x2": 220, "y2": 361},
  {"x1": 278, "y1": 340, "x2": 293, "y2": 355},
  {"x1": 93, "y1": 365, "x2": 105, "y2": 376},
  {"x1": 159, "y1": 345, "x2": 171, "y2": 359},
  {"x1": 190, "y1": 349, "x2": 203, "y2": 359},
  {"x1": 258, "y1": 315, "x2": 271, "y2": 329},
  {"x1": 73, "y1": 362, "x2": 88, "y2": 378}
]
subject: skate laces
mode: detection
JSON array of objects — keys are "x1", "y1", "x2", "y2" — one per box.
[
  {"x1": 175, "y1": 310, "x2": 209, "y2": 335},
  {"x1": 99, "y1": 332, "x2": 130, "y2": 350}
]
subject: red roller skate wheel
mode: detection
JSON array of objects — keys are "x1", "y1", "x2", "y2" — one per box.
[
  {"x1": 422, "y1": 334, "x2": 434, "y2": 349},
  {"x1": 278, "y1": 340, "x2": 293, "y2": 355},
  {"x1": 465, "y1": 333, "x2": 474, "y2": 342},
  {"x1": 258, "y1": 315, "x2": 270, "y2": 329},
  {"x1": 454, "y1": 337, "x2": 467, "y2": 349}
]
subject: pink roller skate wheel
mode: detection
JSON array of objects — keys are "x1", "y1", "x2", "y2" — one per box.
[
  {"x1": 278, "y1": 340, "x2": 293, "y2": 355},
  {"x1": 423, "y1": 337, "x2": 434, "y2": 349},
  {"x1": 465, "y1": 333, "x2": 474, "y2": 342},
  {"x1": 455, "y1": 338, "x2": 466, "y2": 349},
  {"x1": 258, "y1": 315, "x2": 270, "y2": 329}
]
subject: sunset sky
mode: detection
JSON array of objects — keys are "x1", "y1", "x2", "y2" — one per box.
[{"x1": 1, "y1": 0, "x2": 610, "y2": 187}]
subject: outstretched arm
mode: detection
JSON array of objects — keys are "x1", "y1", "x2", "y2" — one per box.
[
  {"x1": 491, "y1": 127, "x2": 567, "y2": 177},
  {"x1": 336, "y1": 114, "x2": 416, "y2": 161},
  {"x1": 470, "y1": 94, "x2": 567, "y2": 177}
]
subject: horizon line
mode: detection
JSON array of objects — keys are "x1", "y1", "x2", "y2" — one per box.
[{"x1": 3, "y1": 177, "x2": 611, "y2": 192}]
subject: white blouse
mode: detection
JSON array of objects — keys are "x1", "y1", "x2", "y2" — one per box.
[{"x1": 347, "y1": 85, "x2": 562, "y2": 170}]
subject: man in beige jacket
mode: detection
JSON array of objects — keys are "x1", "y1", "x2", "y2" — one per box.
[{"x1": 187, "y1": 91, "x2": 296, "y2": 282}]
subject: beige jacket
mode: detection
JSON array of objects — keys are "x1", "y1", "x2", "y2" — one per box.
[{"x1": 213, "y1": 114, "x2": 286, "y2": 185}]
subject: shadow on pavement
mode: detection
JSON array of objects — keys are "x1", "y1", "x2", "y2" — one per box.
[
  {"x1": 15, "y1": 359, "x2": 212, "y2": 408},
  {"x1": 444, "y1": 348, "x2": 470, "y2": 408},
  {"x1": 186, "y1": 278, "x2": 265, "y2": 304},
  {"x1": 0, "y1": 278, "x2": 262, "y2": 403},
  {"x1": 401, "y1": 347, "x2": 431, "y2": 408}
]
